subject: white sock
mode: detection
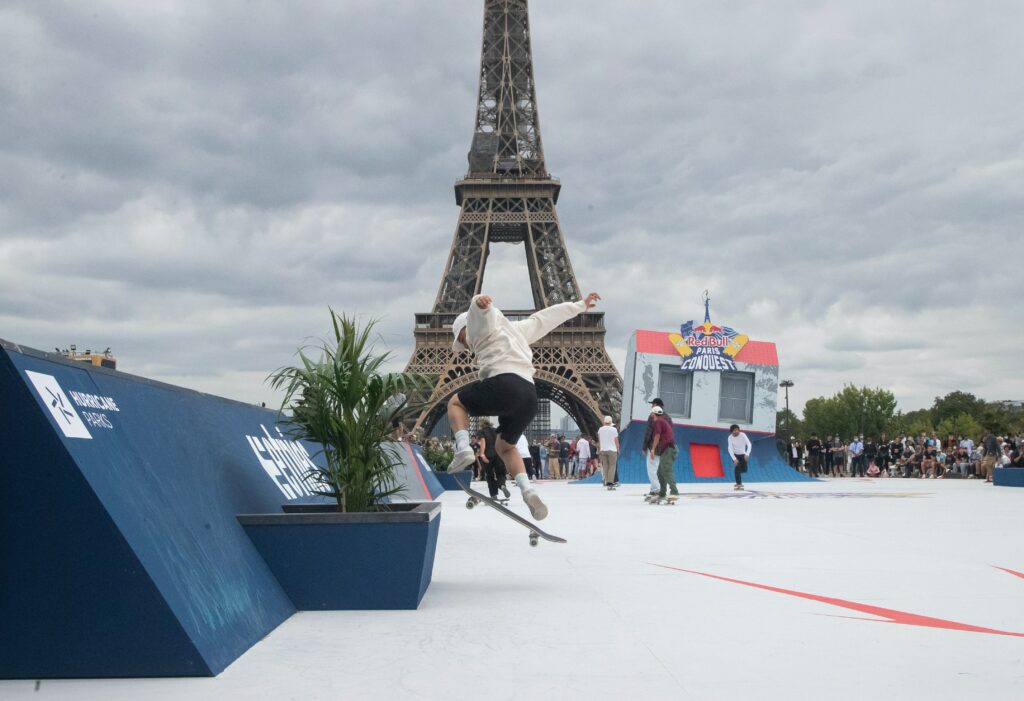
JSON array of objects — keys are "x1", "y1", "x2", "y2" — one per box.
[
  {"x1": 454, "y1": 430, "x2": 470, "y2": 452},
  {"x1": 514, "y1": 472, "x2": 531, "y2": 492}
]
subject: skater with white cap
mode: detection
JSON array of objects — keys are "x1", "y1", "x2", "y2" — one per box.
[{"x1": 445, "y1": 291, "x2": 602, "y2": 520}]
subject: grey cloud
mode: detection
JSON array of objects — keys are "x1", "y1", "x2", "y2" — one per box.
[{"x1": 2, "y1": 0, "x2": 1023, "y2": 416}]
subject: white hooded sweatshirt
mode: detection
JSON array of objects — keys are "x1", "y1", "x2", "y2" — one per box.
[{"x1": 454, "y1": 296, "x2": 587, "y2": 383}]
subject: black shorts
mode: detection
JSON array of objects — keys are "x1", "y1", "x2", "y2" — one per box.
[{"x1": 457, "y1": 373, "x2": 538, "y2": 445}]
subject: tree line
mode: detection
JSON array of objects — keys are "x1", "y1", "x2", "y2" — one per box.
[{"x1": 777, "y1": 389, "x2": 1022, "y2": 441}]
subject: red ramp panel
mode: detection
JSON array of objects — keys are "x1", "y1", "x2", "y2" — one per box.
[{"x1": 690, "y1": 443, "x2": 725, "y2": 478}]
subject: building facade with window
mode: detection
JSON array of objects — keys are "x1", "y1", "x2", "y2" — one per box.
[{"x1": 614, "y1": 326, "x2": 811, "y2": 484}]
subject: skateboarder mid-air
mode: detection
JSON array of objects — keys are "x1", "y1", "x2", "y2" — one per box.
[{"x1": 445, "y1": 291, "x2": 603, "y2": 520}]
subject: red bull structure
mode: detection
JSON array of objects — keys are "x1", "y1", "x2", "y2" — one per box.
[{"x1": 614, "y1": 298, "x2": 811, "y2": 484}]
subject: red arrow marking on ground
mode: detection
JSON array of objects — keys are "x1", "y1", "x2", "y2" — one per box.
[
  {"x1": 651, "y1": 564, "x2": 1024, "y2": 638},
  {"x1": 995, "y1": 566, "x2": 1024, "y2": 581}
]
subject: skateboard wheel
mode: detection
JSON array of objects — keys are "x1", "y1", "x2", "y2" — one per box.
[
  {"x1": 529, "y1": 534, "x2": 539, "y2": 547},
  {"x1": 466, "y1": 498, "x2": 476, "y2": 509}
]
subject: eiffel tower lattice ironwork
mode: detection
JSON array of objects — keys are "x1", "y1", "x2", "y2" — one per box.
[{"x1": 404, "y1": 0, "x2": 622, "y2": 438}]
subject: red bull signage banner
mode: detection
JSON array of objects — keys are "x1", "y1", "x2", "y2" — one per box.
[{"x1": 669, "y1": 319, "x2": 748, "y2": 372}]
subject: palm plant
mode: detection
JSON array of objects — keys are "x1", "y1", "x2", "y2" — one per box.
[{"x1": 268, "y1": 310, "x2": 430, "y2": 513}]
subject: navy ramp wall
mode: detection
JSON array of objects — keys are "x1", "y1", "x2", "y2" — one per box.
[
  {"x1": 0, "y1": 340, "x2": 315, "y2": 677},
  {"x1": 614, "y1": 420, "x2": 813, "y2": 484}
]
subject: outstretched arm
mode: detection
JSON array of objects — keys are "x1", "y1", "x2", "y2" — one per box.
[{"x1": 512, "y1": 292, "x2": 601, "y2": 344}]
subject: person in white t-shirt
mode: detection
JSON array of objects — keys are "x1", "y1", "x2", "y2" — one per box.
[
  {"x1": 727, "y1": 424, "x2": 752, "y2": 490},
  {"x1": 575, "y1": 435, "x2": 592, "y2": 478},
  {"x1": 597, "y1": 416, "x2": 620, "y2": 486}
]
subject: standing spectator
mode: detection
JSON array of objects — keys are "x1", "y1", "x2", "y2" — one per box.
[
  {"x1": 478, "y1": 419, "x2": 510, "y2": 500},
  {"x1": 888, "y1": 436, "x2": 903, "y2": 475},
  {"x1": 830, "y1": 436, "x2": 846, "y2": 477},
  {"x1": 546, "y1": 435, "x2": 561, "y2": 479},
  {"x1": 641, "y1": 399, "x2": 667, "y2": 498},
  {"x1": 864, "y1": 436, "x2": 878, "y2": 476},
  {"x1": 575, "y1": 434, "x2": 591, "y2": 479},
  {"x1": 528, "y1": 440, "x2": 542, "y2": 479},
  {"x1": 597, "y1": 416, "x2": 620, "y2": 487},
  {"x1": 849, "y1": 435, "x2": 865, "y2": 477},
  {"x1": 558, "y1": 435, "x2": 570, "y2": 479},
  {"x1": 537, "y1": 440, "x2": 549, "y2": 479},
  {"x1": 727, "y1": 424, "x2": 752, "y2": 490},
  {"x1": 805, "y1": 434, "x2": 823, "y2": 477},
  {"x1": 649, "y1": 406, "x2": 679, "y2": 502},
  {"x1": 788, "y1": 437, "x2": 803, "y2": 471},
  {"x1": 824, "y1": 436, "x2": 834, "y2": 476},
  {"x1": 979, "y1": 430, "x2": 999, "y2": 482},
  {"x1": 471, "y1": 433, "x2": 482, "y2": 481}
]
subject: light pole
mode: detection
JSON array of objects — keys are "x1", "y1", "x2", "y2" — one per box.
[{"x1": 780, "y1": 380, "x2": 794, "y2": 436}]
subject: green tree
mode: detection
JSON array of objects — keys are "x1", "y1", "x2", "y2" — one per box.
[
  {"x1": 776, "y1": 408, "x2": 802, "y2": 438},
  {"x1": 935, "y1": 413, "x2": 983, "y2": 442},
  {"x1": 888, "y1": 408, "x2": 933, "y2": 437},
  {"x1": 801, "y1": 385, "x2": 898, "y2": 440},
  {"x1": 978, "y1": 402, "x2": 1014, "y2": 436},
  {"x1": 931, "y1": 391, "x2": 985, "y2": 425}
]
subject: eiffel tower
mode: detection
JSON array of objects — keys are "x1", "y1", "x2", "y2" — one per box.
[{"x1": 405, "y1": 0, "x2": 622, "y2": 438}]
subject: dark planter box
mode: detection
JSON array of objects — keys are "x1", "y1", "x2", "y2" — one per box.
[
  {"x1": 994, "y1": 468, "x2": 1024, "y2": 487},
  {"x1": 237, "y1": 502, "x2": 441, "y2": 610},
  {"x1": 433, "y1": 470, "x2": 472, "y2": 491}
]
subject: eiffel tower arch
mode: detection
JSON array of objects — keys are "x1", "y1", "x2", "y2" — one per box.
[{"x1": 405, "y1": 0, "x2": 622, "y2": 438}]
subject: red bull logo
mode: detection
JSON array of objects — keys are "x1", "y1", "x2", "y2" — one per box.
[{"x1": 669, "y1": 317, "x2": 748, "y2": 372}]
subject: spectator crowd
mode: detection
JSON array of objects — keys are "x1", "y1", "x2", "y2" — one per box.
[{"x1": 783, "y1": 430, "x2": 1024, "y2": 482}]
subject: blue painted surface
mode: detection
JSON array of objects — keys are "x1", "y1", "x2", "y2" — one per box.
[
  {"x1": 993, "y1": 468, "x2": 1024, "y2": 487},
  {"x1": 240, "y1": 514, "x2": 441, "y2": 610},
  {"x1": 433, "y1": 470, "x2": 473, "y2": 491},
  {"x1": 613, "y1": 420, "x2": 813, "y2": 484},
  {"x1": 1, "y1": 341, "x2": 301, "y2": 677}
]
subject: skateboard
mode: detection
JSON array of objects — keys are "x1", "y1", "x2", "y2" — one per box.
[
  {"x1": 605, "y1": 484, "x2": 619, "y2": 491},
  {"x1": 458, "y1": 482, "x2": 567, "y2": 547},
  {"x1": 649, "y1": 495, "x2": 679, "y2": 506}
]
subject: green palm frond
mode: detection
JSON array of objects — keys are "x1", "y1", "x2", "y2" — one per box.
[{"x1": 268, "y1": 309, "x2": 432, "y2": 512}]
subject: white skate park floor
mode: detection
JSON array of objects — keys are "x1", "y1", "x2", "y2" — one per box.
[{"x1": 3, "y1": 478, "x2": 1023, "y2": 701}]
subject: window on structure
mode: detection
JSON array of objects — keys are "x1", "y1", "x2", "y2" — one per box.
[
  {"x1": 658, "y1": 365, "x2": 692, "y2": 418},
  {"x1": 718, "y1": 371, "x2": 754, "y2": 423}
]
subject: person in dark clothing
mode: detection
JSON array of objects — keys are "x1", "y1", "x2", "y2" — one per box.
[
  {"x1": 649, "y1": 406, "x2": 679, "y2": 503},
  {"x1": 528, "y1": 442, "x2": 542, "y2": 480},
  {"x1": 478, "y1": 419, "x2": 510, "y2": 500},
  {"x1": 788, "y1": 437, "x2": 803, "y2": 470},
  {"x1": 641, "y1": 398, "x2": 667, "y2": 498},
  {"x1": 804, "y1": 434, "x2": 823, "y2": 477},
  {"x1": 558, "y1": 436, "x2": 570, "y2": 479},
  {"x1": 864, "y1": 437, "x2": 878, "y2": 475}
]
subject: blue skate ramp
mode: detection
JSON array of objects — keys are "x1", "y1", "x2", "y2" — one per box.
[{"x1": 0, "y1": 338, "x2": 437, "y2": 678}]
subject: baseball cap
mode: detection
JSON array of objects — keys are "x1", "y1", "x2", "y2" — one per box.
[
  {"x1": 651, "y1": 406, "x2": 664, "y2": 415},
  {"x1": 603, "y1": 416, "x2": 613, "y2": 425},
  {"x1": 651, "y1": 398, "x2": 664, "y2": 407},
  {"x1": 451, "y1": 312, "x2": 469, "y2": 351}
]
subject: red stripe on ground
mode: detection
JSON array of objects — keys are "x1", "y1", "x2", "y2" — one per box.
[
  {"x1": 995, "y1": 566, "x2": 1024, "y2": 580},
  {"x1": 650, "y1": 564, "x2": 1024, "y2": 638},
  {"x1": 404, "y1": 441, "x2": 431, "y2": 499}
]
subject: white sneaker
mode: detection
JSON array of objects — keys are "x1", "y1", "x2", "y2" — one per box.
[
  {"x1": 522, "y1": 488, "x2": 548, "y2": 520},
  {"x1": 447, "y1": 448, "x2": 476, "y2": 473}
]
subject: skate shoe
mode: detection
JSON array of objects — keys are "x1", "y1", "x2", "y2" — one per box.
[
  {"x1": 447, "y1": 447, "x2": 476, "y2": 473},
  {"x1": 522, "y1": 488, "x2": 548, "y2": 520}
]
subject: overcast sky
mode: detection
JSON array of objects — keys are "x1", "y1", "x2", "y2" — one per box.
[{"x1": 2, "y1": 0, "x2": 1022, "y2": 419}]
